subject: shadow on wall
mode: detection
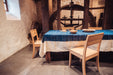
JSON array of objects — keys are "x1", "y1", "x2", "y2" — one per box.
[{"x1": 28, "y1": 21, "x2": 42, "y2": 43}]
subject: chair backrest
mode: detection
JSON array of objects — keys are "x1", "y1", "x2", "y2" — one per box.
[
  {"x1": 30, "y1": 29, "x2": 39, "y2": 44},
  {"x1": 83, "y1": 33, "x2": 104, "y2": 57}
]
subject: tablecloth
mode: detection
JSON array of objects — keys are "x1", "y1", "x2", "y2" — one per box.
[{"x1": 39, "y1": 30, "x2": 113, "y2": 57}]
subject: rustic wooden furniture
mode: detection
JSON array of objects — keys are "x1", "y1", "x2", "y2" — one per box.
[
  {"x1": 30, "y1": 29, "x2": 41, "y2": 58},
  {"x1": 40, "y1": 30, "x2": 113, "y2": 62},
  {"x1": 69, "y1": 33, "x2": 104, "y2": 75}
]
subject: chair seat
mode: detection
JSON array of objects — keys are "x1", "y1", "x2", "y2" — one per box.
[
  {"x1": 34, "y1": 40, "x2": 42, "y2": 45},
  {"x1": 34, "y1": 40, "x2": 41, "y2": 47},
  {"x1": 70, "y1": 47, "x2": 98, "y2": 60}
]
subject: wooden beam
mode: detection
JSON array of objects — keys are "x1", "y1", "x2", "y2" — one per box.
[
  {"x1": 57, "y1": 0, "x2": 62, "y2": 30},
  {"x1": 83, "y1": 0, "x2": 89, "y2": 29},
  {"x1": 103, "y1": 0, "x2": 113, "y2": 29},
  {"x1": 48, "y1": 0, "x2": 53, "y2": 16},
  {"x1": 41, "y1": 0, "x2": 49, "y2": 34},
  {"x1": 52, "y1": 0, "x2": 57, "y2": 12},
  {"x1": 89, "y1": 7, "x2": 105, "y2": 10},
  {"x1": 60, "y1": 18, "x2": 83, "y2": 21}
]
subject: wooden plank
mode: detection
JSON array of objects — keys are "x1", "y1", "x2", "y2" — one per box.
[
  {"x1": 103, "y1": 0, "x2": 113, "y2": 29},
  {"x1": 41, "y1": 0, "x2": 49, "y2": 34},
  {"x1": 57, "y1": 0, "x2": 62, "y2": 30},
  {"x1": 82, "y1": 0, "x2": 89, "y2": 29},
  {"x1": 48, "y1": 0, "x2": 53, "y2": 16},
  {"x1": 60, "y1": 18, "x2": 83, "y2": 21},
  {"x1": 89, "y1": 7, "x2": 105, "y2": 10}
]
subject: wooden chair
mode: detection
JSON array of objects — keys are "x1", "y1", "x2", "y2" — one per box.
[
  {"x1": 30, "y1": 29, "x2": 41, "y2": 58},
  {"x1": 69, "y1": 33, "x2": 104, "y2": 75}
]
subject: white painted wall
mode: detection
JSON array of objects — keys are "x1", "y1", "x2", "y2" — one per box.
[{"x1": 0, "y1": 0, "x2": 37, "y2": 62}]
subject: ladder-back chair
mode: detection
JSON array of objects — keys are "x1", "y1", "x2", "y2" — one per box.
[{"x1": 30, "y1": 29, "x2": 41, "y2": 58}]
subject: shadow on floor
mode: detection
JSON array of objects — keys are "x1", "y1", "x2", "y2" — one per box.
[{"x1": 0, "y1": 45, "x2": 113, "y2": 75}]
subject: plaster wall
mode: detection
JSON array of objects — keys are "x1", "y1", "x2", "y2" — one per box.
[
  {"x1": 89, "y1": 0, "x2": 105, "y2": 26},
  {"x1": 0, "y1": 0, "x2": 37, "y2": 62}
]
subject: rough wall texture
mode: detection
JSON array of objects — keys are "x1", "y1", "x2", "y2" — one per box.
[
  {"x1": 53, "y1": 0, "x2": 105, "y2": 28},
  {"x1": 0, "y1": 0, "x2": 37, "y2": 62},
  {"x1": 36, "y1": 1, "x2": 42, "y2": 25},
  {"x1": 89, "y1": 0, "x2": 105, "y2": 26}
]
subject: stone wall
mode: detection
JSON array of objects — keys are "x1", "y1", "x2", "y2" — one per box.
[{"x1": 0, "y1": 0, "x2": 37, "y2": 62}]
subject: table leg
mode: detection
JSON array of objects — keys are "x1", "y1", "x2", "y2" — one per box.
[{"x1": 46, "y1": 52, "x2": 51, "y2": 62}]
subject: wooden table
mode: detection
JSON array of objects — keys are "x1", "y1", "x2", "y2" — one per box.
[{"x1": 39, "y1": 30, "x2": 113, "y2": 62}]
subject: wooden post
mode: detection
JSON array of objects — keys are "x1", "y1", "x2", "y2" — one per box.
[
  {"x1": 41, "y1": 0, "x2": 49, "y2": 34},
  {"x1": 52, "y1": 0, "x2": 57, "y2": 12},
  {"x1": 48, "y1": 0, "x2": 53, "y2": 16},
  {"x1": 103, "y1": 0, "x2": 113, "y2": 29},
  {"x1": 70, "y1": 1, "x2": 74, "y2": 26},
  {"x1": 83, "y1": 0, "x2": 89, "y2": 29},
  {"x1": 57, "y1": 0, "x2": 62, "y2": 30}
]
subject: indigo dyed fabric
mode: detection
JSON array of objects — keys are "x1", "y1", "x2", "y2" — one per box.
[{"x1": 42, "y1": 30, "x2": 113, "y2": 42}]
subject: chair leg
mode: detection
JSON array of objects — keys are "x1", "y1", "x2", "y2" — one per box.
[
  {"x1": 69, "y1": 52, "x2": 72, "y2": 67},
  {"x1": 32, "y1": 46, "x2": 35, "y2": 58},
  {"x1": 96, "y1": 56, "x2": 100, "y2": 72},
  {"x1": 82, "y1": 59, "x2": 86, "y2": 75}
]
